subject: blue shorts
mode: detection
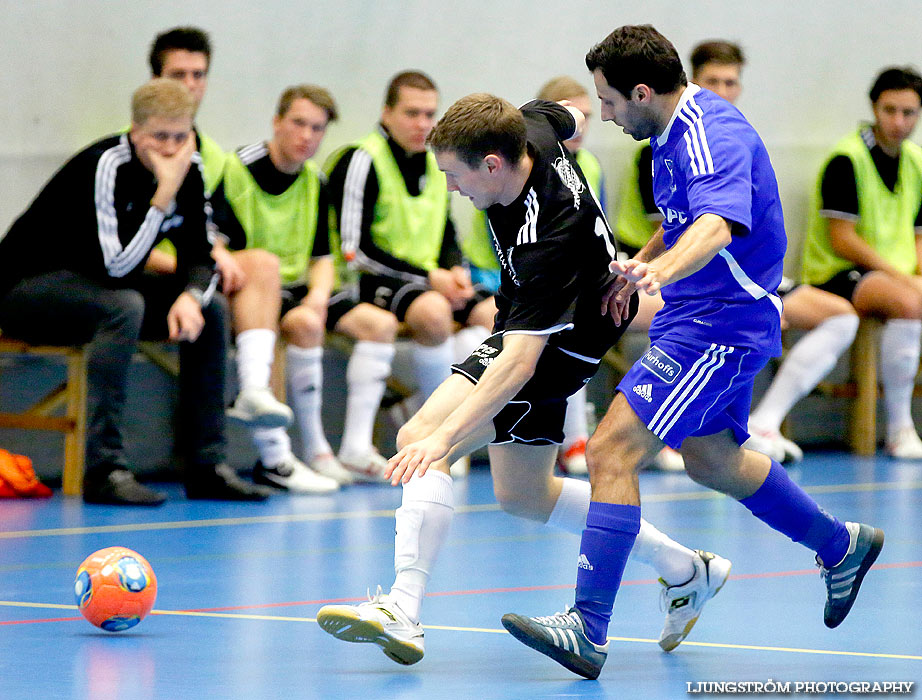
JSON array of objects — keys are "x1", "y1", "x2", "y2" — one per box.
[{"x1": 617, "y1": 335, "x2": 771, "y2": 449}]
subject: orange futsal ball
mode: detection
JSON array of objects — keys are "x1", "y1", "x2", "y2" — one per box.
[{"x1": 74, "y1": 546, "x2": 157, "y2": 632}]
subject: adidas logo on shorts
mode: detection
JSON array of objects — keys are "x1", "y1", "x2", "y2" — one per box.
[
  {"x1": 632, "y1": 383, "x2": 653, "y2": 403},
  {"x1": 578, "y1": 554, "x2": 594, "y2": 571}
]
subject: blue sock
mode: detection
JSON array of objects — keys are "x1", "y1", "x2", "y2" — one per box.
[
  {"x1": 574, "y1": 502, "x2": 641, "y2": 645},
  {"x1": 740, "y1": 460, "x2": 849, "y2": 565}
]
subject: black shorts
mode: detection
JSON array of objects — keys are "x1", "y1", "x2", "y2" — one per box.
[
  {"x1": 358, "y1": 273, "x2": 492, "y2": 323},
  {"x1": 451, "y1": 332, "x2": 603, "y2": 445},
  {"x1": 813, "y1": 269, "x2": 867, "y2": 303},
  {"x1": 281, "y1": 284, "x2": 358, "y2": 331}
]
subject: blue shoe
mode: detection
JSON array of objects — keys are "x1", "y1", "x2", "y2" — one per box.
[
  {"x1": 819, "y1": 522, "x2": 884, "y2": 628},
  {"x1": 501, "y1": 607, "x2": 608, "y2": 680}
]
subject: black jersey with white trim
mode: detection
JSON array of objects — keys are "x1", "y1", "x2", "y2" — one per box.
[
  {"x1": 0, "y1": 133, "x2": 214, "y2": 298},
  {"x1": 486, "y1": 100, "x2": 626, "y2": 361}
]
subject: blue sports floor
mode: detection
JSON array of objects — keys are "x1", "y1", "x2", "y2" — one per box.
[{"x1": 0, "y1": 452, "x2": 919, "y2": 699}]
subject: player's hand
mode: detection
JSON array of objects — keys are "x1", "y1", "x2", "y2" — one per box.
[
  {"x1": 212, "y1": 246, "x2": 246, "y2": 294},
  {"x1": 610, "y1": 259, "x2": 663, "y2": 295},
  {"x1": 449, "y1": 266, "x2": 474, "y2": 297},
  {"x1": 385, "y1": 434, "x2": 452, "y2": 485},
  {"x1": 149, "y1": 135, "x2": 195, "y2": 207},
  {"x1": 600, "y1": 274, "x2": 636, "y2": 326},
  {"x1": 429, "y1": 268, "x2": 470, "y2": 310},
  {"x1": 167, "y1": 291, "x2": 205, "y2": 343}
]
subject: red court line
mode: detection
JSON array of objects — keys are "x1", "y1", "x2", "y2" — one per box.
[
  {"x1": 7, "y1": 561, "x2": 920, "y2": 624},
  {"x1": 0, "y1": 616, "x2": 82, "y2": 626},
  {"x1": 178, "y1": 561, "x2": 922, "y2": 613}
]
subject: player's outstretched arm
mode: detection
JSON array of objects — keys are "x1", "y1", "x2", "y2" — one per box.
[
  {"x1": 387, "y1": 332, "x2": 547, "y2": 484},
  {"x1": 615, "y1": 214, "x2": 731, "y2": 294},
  {"x1": 601, "y1": 226, "x2": 668, "y2": 321}
]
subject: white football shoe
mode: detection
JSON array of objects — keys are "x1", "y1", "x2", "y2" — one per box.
[
  {"x1": 309, "y1": 453, "x2": 355, "y2": 486},
  {"x1": 886, "y1": 426, "x2": 922, "y2": 459},
  {"x1": 339, "y1": 449, "x2": 390, "y2": 482},
  {"x1": 252, "y1": 453, "x2": 339, "y2": 494},
  {"x1": 658, "y1": 550, "x2": 732, "y2": 652},
  {"x1": 227, "y1": 387, "x2": 293, "y2": 429},
  {"x1": 317, "y1": 586, "x2": 425, "y2": 665}
]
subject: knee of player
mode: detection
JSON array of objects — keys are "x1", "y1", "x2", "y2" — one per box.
[
  {"x1": 351, "y1": 305, "x2": 399, "y2": 342},
  {"x1": 396, "y1": 419, "x2": 428, "y2": 450},
  {"x1": 108, "y1": 288, "x2": 146, "y2": 330},
  {"x1": 408, "y1": 294, "x2": 453, "y2": 341},
  {"x1": 467, "y1": 297, "x2": 496, "y2": 329},
  {"x1": 584, "y1": 430, "x2": 631, "y2": 477},
  {"x1": 493, "y1": 483, "x2": 528, "y2": 516},
  {"x1": 239, "y1": 248, "x2": 281, "y2": 281},
  {"x1": 896, "y1": 296, "x2": 922, "y2": 320},
  {"x1": 281, "y1": 309, "x2": 324, "y2": 347}
]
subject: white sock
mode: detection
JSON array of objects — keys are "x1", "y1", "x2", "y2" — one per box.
[
  {"x1": 389, "y1": 470, "x2": 454, "y2": 623},
  {"x1": 340, "y1": 341, "x2": 395, "y2": 458},
  {"x1": 879, "y1": 319, "x2": 922, "y2": 439},
  {"x1": 411, "y1": 340, "x2": 453, "y2": 399},
  {"x1": 546, "y1": 477, "x2": 591, "y2": 533},
  {"x1": 252, "y1": 426, "x2": 291, "y2": 467},
  {"x1": 453, "y1": 325, "x2": 490, "y2": 363},
  {"x1": 545, "y1": 478, "x2": 695, "y2": 585},
  {"x1": 750, "y1": 314, "x2": 859, "y2": 431},
  {"x1": 236, "y1": 328, "x2": 276, "y2": 390},
  {"x1": 562, "y1": 385, "x2": 590, "y2": 450},
  {"x1": 630, "y1": 519, "x2": 697, "y2": 586},
  {"x1": 286, "y1": 345, "x2": 333, "y2": 459}
]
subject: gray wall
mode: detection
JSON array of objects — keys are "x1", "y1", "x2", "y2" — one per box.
[{"x1": 3, "y1": 0, "x2": 922, "y2": 275}]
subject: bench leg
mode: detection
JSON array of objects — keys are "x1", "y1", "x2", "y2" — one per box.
[
  {"x1": 62, "y1": 350, "x2": 87, "y2": 496},
  {"x1": 850, "y1": 319, "x2": 879, "y2": 456}
]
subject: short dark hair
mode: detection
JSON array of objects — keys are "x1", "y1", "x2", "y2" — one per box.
[
  {"x1": 276, "y1": 84, "x2": 338, "y2": 122},
  {"x1": 869, "y1": 66, "x2": 922, "y2": 104},
  {"x1": 585, "y1": 24, "x2": 686, "y2": 98},
  {"x1": 689, "y1": 40, "x2": 745, "y2": 76},
  {"x1": 384, "y1": 70, "x2": 437, "y2": 107},
  {"x1": 427, "y1": 93, "x2": 526, "y2": 169},
  {"x1": 149, "y1": 27, "x2": 212, "y2": 76}
]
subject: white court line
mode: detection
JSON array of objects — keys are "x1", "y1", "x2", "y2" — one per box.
[
  {"x1": 1, "y1": 481, "x2": 920, "y2": 540},
  {"x1": 2, "y1": 600, "x2": 918, "y2": 662}
]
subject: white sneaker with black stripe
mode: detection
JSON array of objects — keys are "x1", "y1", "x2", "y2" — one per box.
[
  {"x1": 252, "y1": 454, "x2": 339, "y2": 494},
  {"x1": 658, "y1": 549, "x2": 732, "y2": 651}
]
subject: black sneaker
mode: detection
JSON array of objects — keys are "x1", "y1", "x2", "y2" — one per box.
[
  {"x1": 819, "y1": 521, "x2": 884, "y2": 628},
  {"x1": 185, "y1": 463, "x2": 273, "y2": 501},
  {"x1": 83, "y1": 468, "x2": 167, "y2": 506}
]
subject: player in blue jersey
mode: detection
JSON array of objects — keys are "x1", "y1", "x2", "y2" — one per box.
[{"x1": 501, "y1": 25, "x2": 885, "y2": 680}]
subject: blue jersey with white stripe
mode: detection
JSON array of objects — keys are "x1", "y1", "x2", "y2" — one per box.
[{"x1": 649, "y1": 85, "x2": 784, "y2": 354}]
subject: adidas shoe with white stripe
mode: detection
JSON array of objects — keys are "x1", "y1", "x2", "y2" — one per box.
[
  {"x1": 658, "y1": 549, "x2": 732, "y2": 651},
  {"x1": 501, "y1": 607, "x2": 608, "y2": 680},
  {"x1": 819, "y1": 521, "x2": 884, "y2": 628},
  {"x1": 316, "y1": 586, "x2": 425, "y2": 665}
]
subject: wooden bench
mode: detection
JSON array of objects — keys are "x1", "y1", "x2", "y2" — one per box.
[{"x1": 0, "y1": 338, "x2": 88, "y2": 495}]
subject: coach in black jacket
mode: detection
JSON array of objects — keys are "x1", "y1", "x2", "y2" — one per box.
[{"x1": 0, "y1": 79, "x2": 271, "y2": 505}]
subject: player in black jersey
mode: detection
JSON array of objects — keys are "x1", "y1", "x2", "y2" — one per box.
[{"x1": 316, "y1": 93, "x2": 730, "y2": 665}]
